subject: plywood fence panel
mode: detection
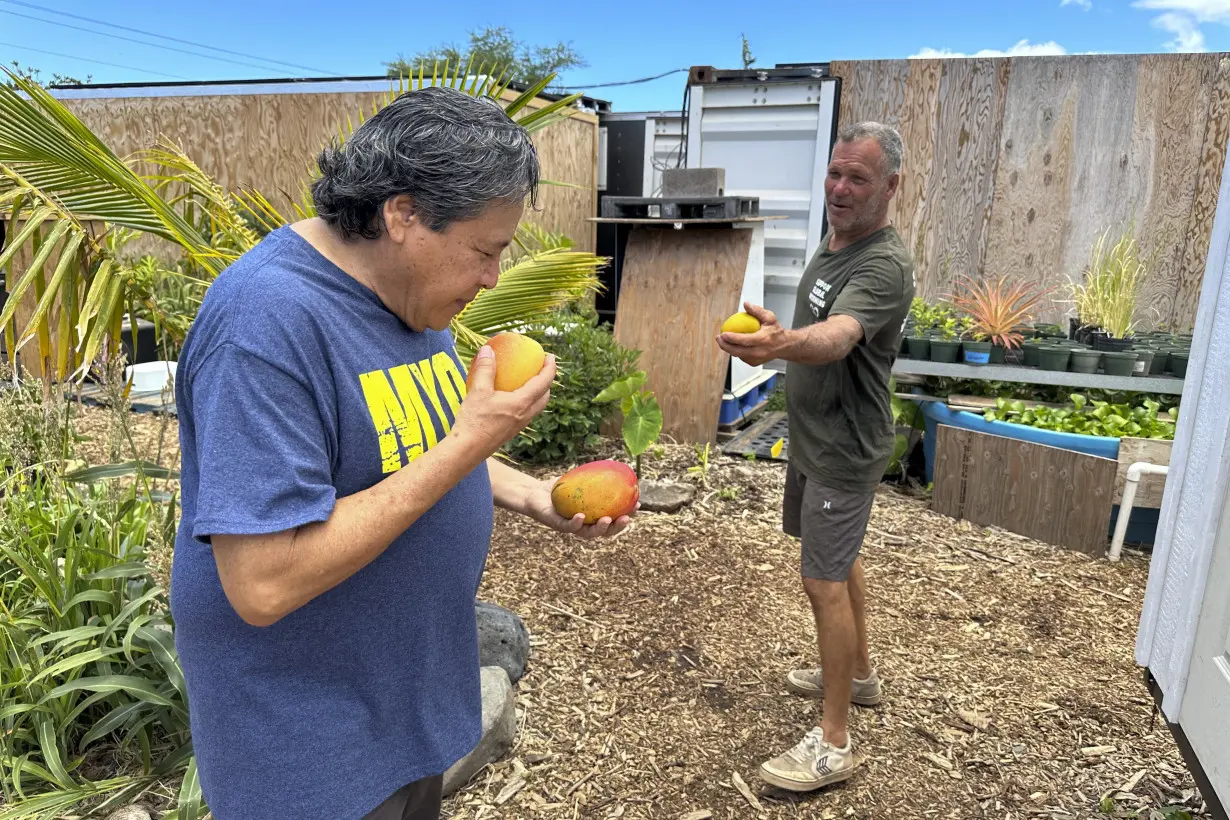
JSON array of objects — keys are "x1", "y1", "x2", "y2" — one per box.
[{"x1": 830, "y1": 53, "x2": 1230, "y2": 331}]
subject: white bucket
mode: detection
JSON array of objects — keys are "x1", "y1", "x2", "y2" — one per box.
[{"x1": 125, "y1": 360, "x2": 177, "y2": 394}]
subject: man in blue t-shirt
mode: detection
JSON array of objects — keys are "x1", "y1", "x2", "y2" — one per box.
[{"x1": 170, "y1": 86, "x2": 634, "y2": 820}]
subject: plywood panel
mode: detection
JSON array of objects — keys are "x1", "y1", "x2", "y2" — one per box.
[
  {"x1": 611, "y1": 225, "x2": 753, "y2": 444},
  {"x1": 1114, "y1": 437, "x2": 1174, "y2": 509},
  {"x1": 932, "y1": 425, "x2": 1117, "y2": 556}
]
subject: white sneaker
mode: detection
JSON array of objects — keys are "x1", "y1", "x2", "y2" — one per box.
[
  {"x1": 785, "y1": 667, "x2": 884, "y2": 706},
  {"x1": 759, "y1": 726, "x2": 860, "y2": 792}
]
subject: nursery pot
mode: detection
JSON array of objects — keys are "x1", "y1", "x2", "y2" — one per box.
[
  {"x1": 962, "y1": 340, "x2": 992, "y2": 365},
  {"x1": 900, "y1": 335, "x2": 909, "y2": 356},
  {"x1": 929, "y1": 339, "x2": 961, "y2": 363},
  {"x1": 1130, "y1": 348, "x2": 1155, "y2": 377},
  {"x1": 906, "y1": 336, "x2": 931, "y2": 360},
  {"x1": 1093, "y1": 335, "x2": 1135, "y2": 353},
  {"x1": 1068, "y1": 348, "x2": 1102, "y2": 375},
  {"x1": 1168, "y1": 351, "x2": 1190, "y2": 378},
  {"x1": 1022, "y1": 341, "x2": 1042, "y2": 367},
  {"x1": 1148, "y1": 349, "x2": 1170, "y2": 375},
  {"x1": 1037, "y1": 345, "x2": 1071, "y2": 372},
  {"x1": 990, "y1": 343, "x2": 1007, "y2": 365},
  {"x1": 1101, "y1": 351, "x2": 1138, "y2": 376}
]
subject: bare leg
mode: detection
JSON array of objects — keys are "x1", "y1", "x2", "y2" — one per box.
[
  {"x1": 847, "y1": 558, "x2": 872, "y2": 680},
  {"x1": 803, "y1": 577, "x2": 855, "y2": 749}
]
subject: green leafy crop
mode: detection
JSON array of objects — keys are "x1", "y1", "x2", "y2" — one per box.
[{"x1": 982, "y1": 393, "x2": 1176, "y2": 440}]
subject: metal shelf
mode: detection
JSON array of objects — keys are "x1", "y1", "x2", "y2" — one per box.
[{"x1": 892, "y1": 359, "x2": 1187, "y2": 395}]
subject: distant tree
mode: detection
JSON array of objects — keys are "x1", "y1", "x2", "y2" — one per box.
[
  {"x1": 3, "y1": 61, "x2": 91, "y2": 88},
  {"x1": 741, "y1": 34, "x2": 756, "y2": 69},
  {"x1": 386, "y1": 26, "x2": 586, "y2": 91}
]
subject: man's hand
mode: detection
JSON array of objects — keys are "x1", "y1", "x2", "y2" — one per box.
[
  {"x1": 716, "y1": 302, "x2": 787, "y2": 367},
  {"x1": 523, "y1": 476, "x2": 636, "y2": 539},
  {"x1": 452, "y1": 345, "x2": 556, "y2": 459}
]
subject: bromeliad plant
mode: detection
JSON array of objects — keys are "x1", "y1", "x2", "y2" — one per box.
[
  {"x1": 948, "y1": 274, "x2": 1055, "y2": 350},
  {"x1": 0, "y1": 60, "x2": 605, "y2": 382}
]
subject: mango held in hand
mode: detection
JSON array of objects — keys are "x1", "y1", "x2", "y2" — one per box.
[
  {"x1": 466, "y1": 331, "x2": 546, "y2": 393},
  {"x1": 721, "y1": 311, "x2": 761, "y2": 334},
  {"x1": 551, "y1": 460, "x2": 639, "y2": 524}
]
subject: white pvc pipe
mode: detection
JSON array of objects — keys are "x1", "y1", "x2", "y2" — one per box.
[{"x1": 1109, "y1": 462, "x2": 1170, "y2": 562}]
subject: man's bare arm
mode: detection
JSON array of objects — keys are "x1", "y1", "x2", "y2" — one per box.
[{"x1": 776, "y1": 314, "x2": 865, "y2": 366}]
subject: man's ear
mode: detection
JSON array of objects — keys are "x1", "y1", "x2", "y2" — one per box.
[
  {"x1": 383, "y1": 195, "x2": 418, "y2": 242},
  {"x1": 884, "y1": 172, "x2": 900, "y2": 199}
]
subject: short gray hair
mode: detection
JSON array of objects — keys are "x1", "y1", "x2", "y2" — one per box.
[
  {"x1": 837, "y1": 121, "x2": 903, "y2": 177},
  {"x1": 311, "y1": 85, "x2": 540, "y2": 239}
]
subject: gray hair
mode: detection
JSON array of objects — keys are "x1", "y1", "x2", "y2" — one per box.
[
  {"x1": 311, "y1": 85, "x2": 540, "y2": 239},
  {"x1": 837, "y1": 121, "x2": 903, "y2": 177}
]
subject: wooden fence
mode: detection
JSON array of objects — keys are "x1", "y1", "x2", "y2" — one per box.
[
  {"x1": 831, "y1": 53, "x2": 1230, "y2": 332},
  {"x1": 56, "y1": 82, "x2": 600, "y2": 253}
]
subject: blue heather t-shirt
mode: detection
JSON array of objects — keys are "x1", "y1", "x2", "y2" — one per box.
[{"x1": 170, "y1": 225, "x2": 494, "y2": 819}]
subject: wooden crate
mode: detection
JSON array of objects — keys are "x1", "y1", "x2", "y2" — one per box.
[
  {"x1": 932, "y1": 425, "x2": 1118, "y2": 556},
  {"x1": 1114, "y1": 437, "x2": 1173, "y2": 509}
]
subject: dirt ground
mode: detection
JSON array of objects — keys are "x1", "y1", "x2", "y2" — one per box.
[{"x1": 76, "y1": 407, "x2": 1208, "y2": 820}]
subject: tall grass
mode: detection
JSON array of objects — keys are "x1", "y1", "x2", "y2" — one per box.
[{"x1": 1070, "y1": 224, "x2": 1150, "y2": 339}]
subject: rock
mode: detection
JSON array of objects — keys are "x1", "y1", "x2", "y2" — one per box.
[
  {"x1": 105, "y1": 807, "x2": 151, "y2": 820},
  {"x1": 638, "y1": 480, "x2": 695, "y2": 513},
  {"x1": 476, "y1": 600, "x2": 530, "y2": 684},
  {"x1": 442, "y1": 666, "x2": 517, "y2": 796}
]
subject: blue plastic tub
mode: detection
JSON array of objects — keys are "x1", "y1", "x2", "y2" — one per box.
[{"x1": 915, "y1": 399, "x2": 1159, "y2": 546}]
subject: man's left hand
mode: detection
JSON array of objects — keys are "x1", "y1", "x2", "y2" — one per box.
[
  {"x1": 716, "y1": 302, "x2": 788, "y2": 367},
  {"x1": 523, "y1": 478, "x2": 636, "y2": 539}
]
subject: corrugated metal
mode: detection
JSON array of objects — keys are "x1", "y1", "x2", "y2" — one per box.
[
  {"x1": 685, "y1": 79, "x2": 838, "y2": 334},
  {"x1": 646, "y1": 115, "x2": 685, "y2": 197}
]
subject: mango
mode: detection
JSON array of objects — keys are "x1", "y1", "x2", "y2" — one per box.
[
  {"x1": 721, "y1": 311, "x2": 761, "y2": 334},
  {"x1": 551, "y1": 460, "x2": 639, "y2": 524},
  {"x1": 466, "y1": 331, "x2": 546, "y2": 393}
]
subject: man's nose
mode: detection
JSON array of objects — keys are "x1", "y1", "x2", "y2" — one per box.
[{"x1": 479, "y1": 262, "x2": 501, "y2": 290}]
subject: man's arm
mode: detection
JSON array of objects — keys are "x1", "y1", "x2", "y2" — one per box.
[
  {"x1": 212, "y1": 345, "x2": 555, "y2": 627},
  {"x1": 715, "y1": 306, "x2": 863, "y2": 368}
]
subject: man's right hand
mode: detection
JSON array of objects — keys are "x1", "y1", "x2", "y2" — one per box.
[{"x1": 451, "y1": 344, "x2": 556, "y2": 459}]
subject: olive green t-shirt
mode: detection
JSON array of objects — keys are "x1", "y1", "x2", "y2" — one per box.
[{"x1": 785, "y1": 225, "x2": 915, "y2": 492}]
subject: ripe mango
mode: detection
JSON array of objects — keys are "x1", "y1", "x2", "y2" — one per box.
[
  {"x1": 721, "y1": 311, "x2": 761, "y2": 334},
  {"x1": 551, "y1": 460, "x2": 639, "y2": 524},
  {"x1": 466, "y1": 331, "x2": 546, "y2": 393}
]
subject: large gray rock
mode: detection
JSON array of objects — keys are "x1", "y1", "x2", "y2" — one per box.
[
  {"x1": 476, "y1": 600, "x2": 530, "y2": 684},
  {"x1": 442, "y1": 666, "x2": 517, "y2": 796},
  {"x1": 638, "y1": 480, "x2": 696, "y2": 513}
]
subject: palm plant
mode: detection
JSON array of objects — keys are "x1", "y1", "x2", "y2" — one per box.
[
  {"x1": 0, "y1": 59, "x2": 606, "y2": 383},
  {"x1": 948, "y1": 274, "x2": 1056, "y2": 350}
]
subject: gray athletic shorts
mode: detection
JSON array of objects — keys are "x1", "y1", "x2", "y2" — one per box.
[{"x1": 782, "y1": 462, "x2": 876, "y2": 582}]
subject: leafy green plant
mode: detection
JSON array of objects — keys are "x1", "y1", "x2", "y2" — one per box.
[
  {"x1": 502, "y1": 308, "x2": 639, "y2": 465},
  {"x1": 983, "y1": 393, "x2": 1175, "y2": 439},
  {"x1": 593, "y1": 371, "x2": 663, "y2": 476},
  {"x1": 688, "y1": 442, "x2": 712, "y2": 487},
  {"x1": 885, "y1": 377, "x2": 925, "y2": 477},
  {"x1": 1068, "y1": 222, "x2": 1150, "y2": 339}
]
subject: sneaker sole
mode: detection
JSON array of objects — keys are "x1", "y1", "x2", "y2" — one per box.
[
  {"x1": 759, "y1": 762, "x2": 857, "y2": 792},
  {"x1": 785, "y1": 678, "x2": 885, "y2": 707}
]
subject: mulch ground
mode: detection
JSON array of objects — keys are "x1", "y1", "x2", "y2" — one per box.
[{"x1": 75, "y1": 407, "x2": 1208, "y2": 820}]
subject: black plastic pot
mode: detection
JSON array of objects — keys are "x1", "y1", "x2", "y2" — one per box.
[
  {"x1": 1022, "y1": 342, "x2": 1042, "y2": 367},
  {"x1": 1130, "y1": 349, "x2": 1155, "y2": 377},
  {"x1": 962, "y1": 341, "x2": 992, "y2": 365},
  {"x1": 929, "y1": 339, "x2": 961, "y2": 363},
  {"x1": 990, "y1": 344, "x2": 1007, "y2": 364},
  {"x1": 1037, "y1": 345, "x2": 1071, "y2": 372},
  {"x1": 1093, "y1": 335, "x2": 1135, "y2": 353},
  {"x1": 1102, "y1": 351, "x2": 1138, "y2": 376},
  {"x1": 1069, "y1": 348, "x2": 1102, "y2": 374},
  {"x1": 906, "y1": 336, "x2": 931, "y2": 360},
  {"x1": 1169, "y1": 351, "x2": 1190, "y2": 378}
]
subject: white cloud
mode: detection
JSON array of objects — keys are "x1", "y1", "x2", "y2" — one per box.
[
  {"x1": 909, "y1": 40, "x2": 1069, "y2": 59},
  {"x1": 1151, "y1": 11, "x2": 1210, "y2": 49},
  {"x1": 1061, "y1": 0, "x2": 1093, "y2": 10},
  {"x1": 1132, "y1": 0, "x2": 1230, "y2": 23}
]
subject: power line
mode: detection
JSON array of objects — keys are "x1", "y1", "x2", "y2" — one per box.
[
  {"x1": 0, "y1": 8, "x2": 322, "y2": 77},
  {"x1": 0, "y1": 0, "x2": 332, "y2": 75},
  {"x1": 0, "y1": 41, "x2": 189, "y2": 80},
  {"x1": 555, "y1": 67, "x2": 689, "y2": 90}
]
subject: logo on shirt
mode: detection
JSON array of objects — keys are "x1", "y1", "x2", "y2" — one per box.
[
  {"x1": 359, "y1": 352, "x2": 469, "y2": 473},
  {"x1": 809, "y1": 277, "x2": 834, "y2": 318}
]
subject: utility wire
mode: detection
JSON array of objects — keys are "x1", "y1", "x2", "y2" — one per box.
[
  {"x1": 0, "y1": 8, "x2": 319, "y2": 77},
  {"x1": 555, "y1": 67, "x2": 689, "y2": 90},
  {"x1": 0, "y1": 0, "x2": 332, "y2": 75},
  {"x1": 0, "y1": 40, "x2": 189, "y2": 80}
]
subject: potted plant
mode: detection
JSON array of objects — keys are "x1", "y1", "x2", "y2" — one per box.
[
  {"x1": 949, "y1": 274, "x2": 1055, "y2": 367},
  {"x1": 1066, "y1": 223, "x2": 1149, "y2": 352},
  {"x1": 928, "y1": 315, "x2": 964, "y2": 363},
  {"x1": 904, "y1": 297, "x2": 933, "y2": 359}
]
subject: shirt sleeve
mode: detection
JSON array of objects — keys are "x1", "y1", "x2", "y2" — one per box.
[
  {"x1": 187, "y1": 342, "x2": 337, "y2": 541},
  {"x1": 827, "y1": 256, "x2": 909, "y2": 344}
]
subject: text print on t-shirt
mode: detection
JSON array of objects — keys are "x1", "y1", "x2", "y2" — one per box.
[
  {"x1": 359, "y1": 350, "x2": 469, "y2": 473},
  {"x1": 809, "y1": 277, "x2": 834, "y2": 318}
]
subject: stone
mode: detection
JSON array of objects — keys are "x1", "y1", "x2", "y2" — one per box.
[
  {"x1": 662, "y1": 167, "x2": 726, "y2": 197},
  {"x1": 638, "y1": 480, "x2": 696, "y2": 513},
  {"x1": 476, "y1": 600, "x2": 530, "y2": 684},
  {"x1": 105, "y1": 807, "x2": 151, "y2": 820},
  {"x1": 442, "y1": 666, "x2": 517, "y2": 796}
]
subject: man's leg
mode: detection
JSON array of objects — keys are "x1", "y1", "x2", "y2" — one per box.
[
  {"x1": 804, "y1": 576, "x2": 856, "y2": 749},
  {"x1": 363, "y1": 775, "x2": 443, "y2": 820},
  {"x1": 847, "y1": 557, "x2": 873, "y2": 681}
]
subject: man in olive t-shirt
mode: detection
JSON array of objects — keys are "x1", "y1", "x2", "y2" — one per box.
[{"x1": 717, "y1": 121, "x2": 914, "y2": 793}]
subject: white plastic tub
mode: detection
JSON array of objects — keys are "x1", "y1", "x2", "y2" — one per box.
[{"x1": 125, "y1": 360, "x2": 177, "y2": 394}]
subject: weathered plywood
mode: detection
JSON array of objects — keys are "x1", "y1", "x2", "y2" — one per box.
[
  {"x1": 932, "y1": 425, "x2": 1117, "y2": 556},
  {"x1": 1114, "y1": 437, "x2": 1174, "y2": 509},
  {"x1": 60, "y1": 86, "x2": 599, "y2": 253},
  {"x1": 611, "y1": 225, "x2": 753, "y2": 444}
]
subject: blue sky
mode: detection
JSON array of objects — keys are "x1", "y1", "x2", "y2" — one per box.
[{"x1": 1, "y1": 0, "x2": 1226, "y2": 111}]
